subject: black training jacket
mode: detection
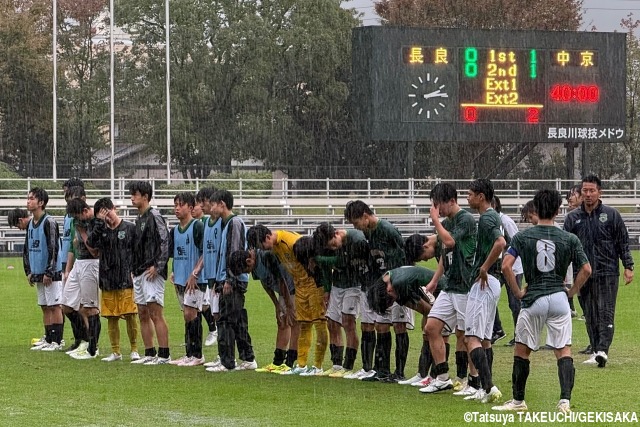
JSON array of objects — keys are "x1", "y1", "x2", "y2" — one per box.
[{"x1": 563, "y1": 201, "x2": 633, "y2": 277}]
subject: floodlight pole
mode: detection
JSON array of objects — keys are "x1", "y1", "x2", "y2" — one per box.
[
  {"x1": 52, "y1": 0, "x2": 57, "y2": 181},
  {"x1": 110, "y1": 0, "x2": 115, "y2": 198},
  {"x1": 165, "y1": 0, "x2": 171, "y2": 184}
]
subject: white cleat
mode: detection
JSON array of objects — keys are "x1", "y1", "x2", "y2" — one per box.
[
  {"x1": 235, "y1": 360, "x2": 258, "y2": 371},
  {"x1": 482, "y1": 386, "x2": 503, "y2": 404},
  {"x1": 130, "y1": 352, "x2": 141, "y2": 361},
  {"x1": 419, "y1": 378, "x2": 453, "y2": 393},
  {"x1": 492, "y1": 399, "x2": 528, "y2": 412},
  {"x1": 101, "y1": 353, "x2": 122, "y2": 362},
  {"x1": 205, "y1": 331, "x2": 218, "y2": 346},
  {"x1": 453, "y1": 385, "x2": 478, "y2": 396},
  {"x1": 398, "y1": 373, "x2": 424, "y2": 385}
]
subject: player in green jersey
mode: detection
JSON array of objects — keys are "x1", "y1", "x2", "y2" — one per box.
[{"x1": 493, "y1": 189, "x2": 591, "y2": 413}]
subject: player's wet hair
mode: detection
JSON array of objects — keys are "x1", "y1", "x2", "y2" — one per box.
[
  {"x1": 29, "y1": 187, "x2": 49, "y2": 208},
  {"x1": 366, "y1": 276, "x2": 394, "y2": 315},
  {"x1": 67, "y1": 198, "x2": 91, "y2": 217},
  {"x1": 469, "y1": 178, "x2": 494, "y2": 202},
  {"x1": 313, "y1": 222, "x2": 336, "y2": 250},
  {"x1": 405, "y1": 234, "x2": 427, "y2": 264},
  {"x1": 212, "y1": 189, "x2": 234, "y2": 209},
  {"x1": 429, "y1": 182, "x2": 458, "y2": 204},
  {"x1": 128, "y1": 181, "x2": 153, "y2": 201},
  {"x1": 567, "y1": 184, "x2": 582, "y2": 200},
  {"x1": 65, "y1": 185, "x2": 86, "y2": 201},
  {"x1": 196, "y1": 187, "x2": 216, "y2": 203},
  {"x1": 94, "y1": 197, "x2": 114, "y2": 213},
  {"x1": 174, "y1": 192, "x2": 196, "y2": 207},
  {"x1": 491, "y1": 196, "x2": 502, "y2": 213},
  {"x1": 247, "y1": 225, "x2": 271, "y2": 249},
  {"x1": 533, "y1": 189, "x2": 562, "y2": 220},
  {"x1": 63, "y1": 177, "x2": 84, "y2": 189},
  {"x1": 344, "y1": 200, "x2": 373, "y2": 221},
  {"x1": 7, "y1": 208, "x2": 29, "y2": 228},
  {"x1": 229, "y1": 250, "x2": 251, "y2": 276},
  {"x1": 521, "y1": 200, "x2": 536, "y2": 223},
  {"x1": 582, "y1": 174, "x2": 602, "y2": 189}
]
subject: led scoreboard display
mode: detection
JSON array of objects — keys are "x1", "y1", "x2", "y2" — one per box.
[{"x1": 352, "y1": 27, "x2": 626, "y2": 143}]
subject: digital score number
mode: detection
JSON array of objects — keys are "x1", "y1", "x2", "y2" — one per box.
[{"x1": 351, "y1": 27, "x2": 626, "y2": 143}]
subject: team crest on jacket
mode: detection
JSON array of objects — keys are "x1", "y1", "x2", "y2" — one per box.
[
  {"x1": 140, "y1": 222, "x2": 146, "y2": 231},
  {"x1": 599, "y1": 213, "x2": 608, "y2": 223},
  {"x1": 118, "y1": 231, "x2": 126, "y2": 240}
]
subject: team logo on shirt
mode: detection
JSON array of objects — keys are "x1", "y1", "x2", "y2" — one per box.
[
  {"x1": 118, "y1": 231, "x2": 126, "y2": 240},
  {"x1": 177, "y1": 246, "x2": 186, "y2": 256},
  {"x1": 599, "y1": 213, "x2": 608, "y2": 223}
]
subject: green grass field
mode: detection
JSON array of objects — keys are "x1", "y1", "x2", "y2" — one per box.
[{"x1": 0, "y1": 256, "x2": 639, "y2": 427}]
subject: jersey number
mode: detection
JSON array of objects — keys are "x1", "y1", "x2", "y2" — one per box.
[{"x1": 536, "y1": 239, "x2": 556, "y2": 272}]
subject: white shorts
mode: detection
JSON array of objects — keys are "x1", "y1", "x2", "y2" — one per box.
[
  {"x1": 202, "y1": 287, "x2": 212, "y2": 307},
  {"x1": 376, "y1": 303, "x2": 415, "y2": 329},
  {"x1": 428, "y1": 291, "x2": 468, "y2": 334},
  {"x1": 516, "y1": 292, "x2": 572, "y2": 351},
  {"x1": 210, "y1": 292, "x2": 220, "y2": 314},
  {"x1": 360, "y1": 290, "x2": 376, "y2": 324},
  {"x1": 326, "y1": 287, "x2": 361, "y2": 323},
  {"x1": 175, "y1": 285, "x2": 204, "y2": 311},
  {"x1": 61, "y1": 259, "x2": 100, "y2": 310},
  {"x1": 133, "y1": 273, "x2": 166, "y2": 307},
  {"x1": 465, "y1": 275, "x2": 501, "y2": 340},
  {"x1": 36, "y1": 281, "x2": 63, "y2": 306}
]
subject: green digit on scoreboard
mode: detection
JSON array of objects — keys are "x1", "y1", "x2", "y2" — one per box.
[
  {"x1": 464, "y1": 47, "x2": 478, "y2": 78},
  {"x1": 530, "y1": 49, "x2": 537, "y2": 79}
]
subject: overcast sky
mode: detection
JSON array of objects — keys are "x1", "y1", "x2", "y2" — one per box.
[{"x1": 343, "y1": 0, "x2": 640, "y2": 31}]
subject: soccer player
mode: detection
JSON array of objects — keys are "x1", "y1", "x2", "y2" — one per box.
[
  {"x1": 563, "y1": 175, "x2": 634, "y2": 368},
  {"x1": 168, "y1": 192, "x2": 206, "y2": 366},
  {"x1": 8, "y1": 208, "x2": 30, "y2": 230},
  {"x1": 86, "y1": 197, "x2": 140, "y2": 362},
  {"x1": 312, "y1": 222, "x2": 370, "y2": 378},
  {"x1": 344, "y1": 200, "x2": 413, "y2": 383},
  {"x1": 248, "y1": 225, "x2": 326, "y2": 376},
  {"x1": 229, "y1": 249, "x2": 298, "y2": 373},
  {"x1": 493, "y1": 188, "x2": 591, "y2": 413},
  {"x1": 207, "y1": 189, "x2": 257, "y2": 372},
  {"x1": 65, "y1": 198, "x2": 102, "y2": 360},
  {"x1": 457, "y1": 179, "x2": 504, "y2": 403},
  {"x1": 422, "y1": 183, "x2": 476, "y2": 393},
  {"x1": 129, "y1": 181, "x2": 171, "y2": 365},
  {"x1": 23, "y1": 188, "x2": 64, "y2": 351},
  {"x1": 192, "y1": 200, "x2": 218, "y2": 347}
]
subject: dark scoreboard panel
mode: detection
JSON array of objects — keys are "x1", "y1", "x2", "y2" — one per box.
[{"x1": 351, "y1": 27, "x2": 626, "y2": 143}]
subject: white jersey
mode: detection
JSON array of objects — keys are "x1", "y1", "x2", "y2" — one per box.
[{"x1": 499, "y1": 212, "x2": 523, "y2": 275}]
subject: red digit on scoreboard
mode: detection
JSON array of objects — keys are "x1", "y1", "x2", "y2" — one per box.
[
  {"x1": 527, "y1": 108, "x2": 539, "y2": 123},
  {"x1": 464, "y1": 106, "x2": 478, "y2": 122}
]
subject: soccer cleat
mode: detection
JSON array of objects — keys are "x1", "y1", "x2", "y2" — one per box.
[
  {"x1": 101, "y1": 353, "x2": 122, "y2": 362},
  {"x1": 399, "y1": 373, "x2": 424, "y2": 385},
  {"x1": 453, "y1": 385, "x2": 478, "y2": 397},
  {"x1": 235, "y1": 360, "x2": 258, "y2": 371},
  {"x1": 328, "y1": 368, "x2": 350, "y2": 378},
  {"x1": 170, "y1": 356, "x2": 189, "y2": 365},
  {"x1": 582, "y1": 354, "x2": 598, "y2": 365},
  {"x1": 506, "y1": 338, "x2": 516, "y2": 347},
  {"x1": 130, "y1": 351, "x2": 141, "y2": 361},
  {"x1": 362, "y1": 371, "x2": 390, "y2": 382},
  {"x1": 595, "y1": 351, "x2": 608, "y2": 368},
  {"x1": 205, "y1": 331, "x2": 218, "y2": 347},
  {"x1": 255, "y1": 363, "x2": 278, "y2": 373},
  {"x1": 131, "y1": 355, "x2": 155, "y2": 364},
  {"x1": 578, "y1": 344, "x2": 592, "y2": 354},
  {"x1": 492, "y1": 400, "x2": 529, "y2": 412},
  {"x1": 71, "y1": 349, "x2": 99, "y2": 360},
  {"x1": 66, "y1": 341, "x2": 88, "y2": 356},
  {"x1": 182, "y1": 356, "x2": 205, "y2": 366},
  {"x1": 321, "y1": 366, "x2": 342, "y2": 376},
  {"x1": 358, "y1": 370, "x2": 377, "y2": 380},
  {"x1": 491, "y1": 330, "x2": 507, "y2": 344},
  {"x1": 271, "y1": 364, "x2": 291, "y2": 374},
  {"x1": 557, "y1": 400, "x2": 571, "y2": 413},
  {"x1": 380, "y1": 372, "x2": 405, "y2": 383},
  {"x1": 464, "y1": 388, "x2": 487, "y2": 401},
  {"x1": 343, "y1": 368, "x2": 367, "y2": 380},
  {"x1": 63, "y1": 341, "x2": 82, "y2": 353},
  {"x1": 30, "y1": 341, "x2": 49, "y2": 351},
  {"x1": 452, "y1": 377, "x2": 467, "y2": 391},
  {"x1": 203, "y1": 355, "x2": 222, "y2": 368},
  {"x1": 300, "y1": 366, "x2": 323, "y2": 376},
  {"x1": 281, "y1": 364, "x2": 308, "y2": 375},
  {"x1": 481, "y1": 386, "x2": 503, "y2": 404},
  {"x1": 206, "y1": 364, "x2": 230, "y2": 372},
  {"x1": 419, "y1": 378, "x2": 453, "y2": 393},
  {"x1": 144, "y1": 356, "x2": 171, "y2": 365},
  {"x1": 31, "y1": 336, "x2": 46, "y2": 347},
  {"x1": 412, "y1": 376, "x2": 433, "y2": 387},
  {"x1": 40, "y1": 342, "x2": 63, "y2": 352}
]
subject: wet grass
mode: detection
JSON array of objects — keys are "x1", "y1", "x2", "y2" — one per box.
[{"x1": 0, "y1": 256, "x2": 638, "y2": 426}]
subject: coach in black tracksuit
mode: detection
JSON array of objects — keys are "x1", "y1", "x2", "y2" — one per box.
[{"x1": 563, "y1": 175, "x2": 634, "y2": 368}]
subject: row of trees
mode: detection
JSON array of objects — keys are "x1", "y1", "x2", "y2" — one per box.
[{"x1": 1, "y1": 0, "x2": 640, "y2": 181}]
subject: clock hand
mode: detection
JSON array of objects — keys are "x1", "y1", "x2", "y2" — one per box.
[{"x1": 423, "y1": 90, "x2": 449, "y2": 100}]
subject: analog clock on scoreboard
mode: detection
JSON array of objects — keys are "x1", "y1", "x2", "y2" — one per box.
[{"x1": 351, "y1": 27, "x2": 626, "y2": 143}]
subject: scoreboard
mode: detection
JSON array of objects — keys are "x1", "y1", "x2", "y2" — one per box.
[{"x1": 352, "y1": 27, "x2": 626, "y2": 143}]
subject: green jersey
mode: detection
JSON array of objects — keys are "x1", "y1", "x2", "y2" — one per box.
[
  {"x1": 388, "y1": 266, "x2": 434, "y2": 306},
  {"x1": 440, "y1": 209, "x2": 477, "y2": 294},
  {"x1": 320, "y1": 229, "x2": 370, "y2": 290},
  {"x1": 365, "y1": 219, "x2": 406, "y2": 281},
  {"x1": 508, "y1": 225, "x2": 588, "y2": 308},
  {"x1": 470, "y1": 208, "x2": 503, "y2": 279}
]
